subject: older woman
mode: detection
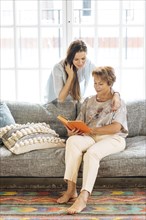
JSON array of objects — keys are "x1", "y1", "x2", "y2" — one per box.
[{"x1": 57, "y1": 66, "x2": 128, "y2": 214}]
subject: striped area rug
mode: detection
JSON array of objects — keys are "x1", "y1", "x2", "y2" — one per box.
[{"x1": 0, "y1": 187, "x2": 146, "y2": 219}]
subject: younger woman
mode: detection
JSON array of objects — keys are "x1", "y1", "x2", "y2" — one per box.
[{"x1": 45, "y1": 40, "x2": 120, "y2": 111}]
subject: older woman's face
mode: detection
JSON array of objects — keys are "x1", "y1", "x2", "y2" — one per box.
[
  {"x1": 73, "y1": 51, "x2": 87, "y2": 69},
  {"x1": 93, "y1": 75, "x2": 110, "y2": 94}
]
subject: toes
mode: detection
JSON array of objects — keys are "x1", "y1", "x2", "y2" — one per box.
[
  {"x1": 67, "y1": 208, "x2": 77, "y2": 215},
  {"x1": 57, "y1": 197, "x2": 67, "y2": 204},
  {"x1": 56, "y1": 198, "x2": 62, "y2": 203}
]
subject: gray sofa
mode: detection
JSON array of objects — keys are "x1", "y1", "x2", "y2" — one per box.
[{"x1": 0, "y1": 100, "x2": 146, "y2": 183}]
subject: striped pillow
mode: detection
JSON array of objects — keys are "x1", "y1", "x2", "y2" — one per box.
[{"x1": 0, "y1": 122, "x2": 65, "y2": 155}]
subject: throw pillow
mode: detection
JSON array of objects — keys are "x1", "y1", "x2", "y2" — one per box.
[
  {"x1": 0, "y1": 102, "x2": 15, "y2": 144},
  {"x1": 0, "y1": 122, "x2": 65, "y2": 155},
  {"x1": 0, "y1": 102, "x2": 15, "y2": 127}
]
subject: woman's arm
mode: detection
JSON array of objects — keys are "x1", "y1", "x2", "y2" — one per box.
[
  {"x1": 52, "y1": 63, "x2": 74, "y2": 102},
  {"x1": 89, "y1": 122, "x2": 122, "y2": 135},
  {"x1": 111, "y1": 92, "x2": 121, "y2": 111},
  {"x1": 58, "y1": 64, "x2": 74, "y2": 102}
]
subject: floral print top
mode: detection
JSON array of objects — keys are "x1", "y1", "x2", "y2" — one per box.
[{"x1": 76, "y1": 95, "x2": 128, "y2": 137}]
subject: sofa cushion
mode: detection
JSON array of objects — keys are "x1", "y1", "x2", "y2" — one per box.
[
  {"x1": 43, "y1": 100, "x2": 77, "y2": 136},
  {"x1": 0, "y1": 146, "x2": 66, "y2": 176},
  {"x1": 7, "y1": 100, "x2": 77, "y2": 137},
  {"x1": 125, "y1": 100, "x2": 146, "y2": 137},
  {"x1": 0, "y1": 123, "x2": 65, "y2": 155},
  {"x1": 97, "y1": 136, "x2": 146, "y2": 177},
  {"x1": 79, "y1": 136, "x2": 146, "y2": 178},
  {"x1": 0, "y1": 136, "x2": 145, "y2": 177}
]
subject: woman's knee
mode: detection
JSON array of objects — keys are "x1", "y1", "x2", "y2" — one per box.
[
  {"x1": 66, "y1": 135, "x2": 79, "y2": 148},
  {"x1": 84, "y1": 148, "x2": 101, "y2": 163},
  {"x1": 66, "y1": 135, "x2": 83, "y2": 153},
  {"x1": 66, "y1": 135, "x2": 95, "y2": 153}
]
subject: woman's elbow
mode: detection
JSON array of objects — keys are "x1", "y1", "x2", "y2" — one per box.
[
  {"x1": 58, "y1": 95, "x2": 66, "y2": 103},
  {"x1": 58, "y1": 99, "x2": 65, "y2": 103},
  {"x1": 112, "y1": 123, "x2": 122, "y2": 133}
]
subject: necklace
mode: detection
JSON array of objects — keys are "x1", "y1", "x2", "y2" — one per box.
[{"x1": 96, "y1": 93, "x2": 112, "y2": 102}]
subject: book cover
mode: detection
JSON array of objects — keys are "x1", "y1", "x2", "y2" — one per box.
[{"x1": 57, "y1": 115, "x2": 91, "y2": 133}]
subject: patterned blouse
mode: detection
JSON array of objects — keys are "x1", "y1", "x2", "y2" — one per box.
[{"x1": 76, "y1": 95, "x2": 128, "y2": 138}]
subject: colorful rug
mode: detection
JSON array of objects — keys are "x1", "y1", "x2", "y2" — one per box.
[{"x1": 0, "y1": 188, "x2": 146, "y2": 220}]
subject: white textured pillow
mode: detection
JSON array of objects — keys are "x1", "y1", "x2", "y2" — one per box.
[{"x1": 0, "y1": 123, "x2": 65, "y2": 155}]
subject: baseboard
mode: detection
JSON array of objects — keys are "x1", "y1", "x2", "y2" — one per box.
[{"x1": 0, "y1": 177, "x2": 146, "y2": 189}]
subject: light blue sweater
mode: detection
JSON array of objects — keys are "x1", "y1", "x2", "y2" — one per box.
[{"x1": 45, "y1": 58, "x2": 96, "y2": 103}]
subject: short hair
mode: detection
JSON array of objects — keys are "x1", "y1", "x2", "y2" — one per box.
[{"x1": 92, "y1": 66, "x2": 116, "y2": 86}]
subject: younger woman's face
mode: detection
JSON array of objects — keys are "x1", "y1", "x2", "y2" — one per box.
[{"x1": 73, "y1": 51, "x2": 87, "y2": 69}]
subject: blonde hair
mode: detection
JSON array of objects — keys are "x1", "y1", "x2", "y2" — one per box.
[{"x1": 92, "y1": 66, "x2": 116, "y2": 86}]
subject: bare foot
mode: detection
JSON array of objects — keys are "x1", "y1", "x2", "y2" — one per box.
[
  {"x1": 57, "y1": 191, "x2": 78, "y2": 204},
  {"x1": 67, "y1": 191, "x2": 88, "y2": 214}
]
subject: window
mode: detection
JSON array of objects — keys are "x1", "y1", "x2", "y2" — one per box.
[
  {"x1": 83, "y1": 0, "x2": 91, "y2": 16},
  {"x1": 0, "y1": 0, "x2": 145, "y2": 103}
]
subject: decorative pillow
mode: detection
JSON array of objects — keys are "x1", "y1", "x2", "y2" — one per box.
[
  {"x1": 0, "y1": 102, "x2": 15, "y2": 127},
  {"x1": 0, "y1": 102, "x2": 15, "y2": 145},
  {"x1": 0, "y1": 122, "x2": 65, "y2": 155}
]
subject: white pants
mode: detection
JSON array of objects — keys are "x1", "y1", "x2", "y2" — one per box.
[{"x1": 64, "y1": 134, "x2": 126, "y2": 194}]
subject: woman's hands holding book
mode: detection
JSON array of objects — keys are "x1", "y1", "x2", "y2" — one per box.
[{"x1": 66, "y1": 127, "x2": 84, "y2": 136}]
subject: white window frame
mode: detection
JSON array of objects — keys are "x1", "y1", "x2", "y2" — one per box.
[{"x1": 0, "y1": 0, "x2": 145, "y2": 103}]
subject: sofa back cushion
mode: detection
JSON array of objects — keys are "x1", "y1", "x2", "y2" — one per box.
[
  {"x1": 126, "y1": 100, "x2": 146, "y2": 137},
  {"x1": 6, "y1": 99, "x2": 146, "y2": 138},
  {"x1": 7, "y1": 100, "x2": 77, "y2": 137},
  {"x1": 43, "y1": 100, "x2": 77, "y2": 136}
]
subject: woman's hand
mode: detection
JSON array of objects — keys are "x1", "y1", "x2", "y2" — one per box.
[
  {"x1": 66, "y1": 127, "x2": 83, "y2": 136},
  {"x1": 112, "y1": 93, "x2": 121, "y2": 111},
  {"x1": 65, "y1": 63, "x2": 74, "y2": 79},
  {"x1": 58, "y1": 63, "x2": 75, "y2": 102},
  {"x1": 87, "y1": 128, "x2": 98, "y2": 136}
]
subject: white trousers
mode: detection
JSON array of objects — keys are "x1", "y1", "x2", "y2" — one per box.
[{"x1": 64, "y1": 134, "x2": 126, "y2": 194}]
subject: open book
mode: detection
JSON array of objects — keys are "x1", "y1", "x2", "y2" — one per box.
[{"x1": 57, "y1": 115, "x2": 91, "y2": 133}]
